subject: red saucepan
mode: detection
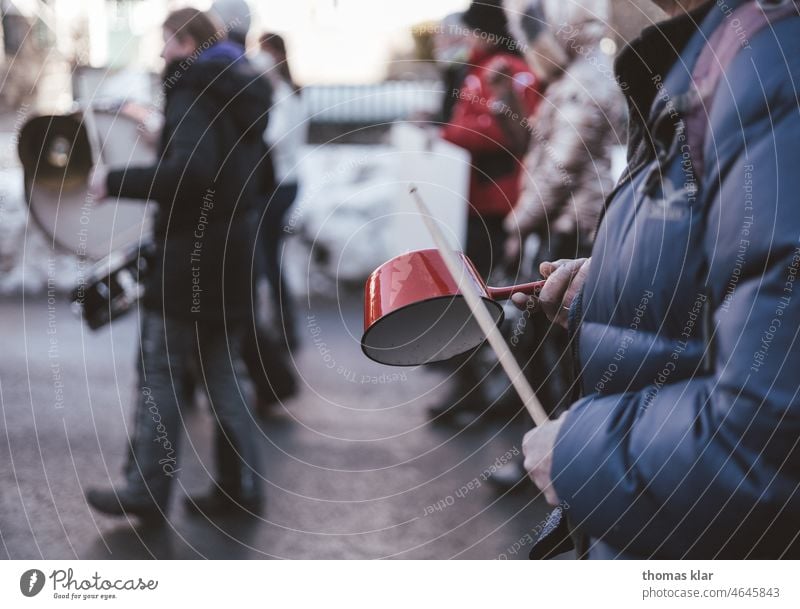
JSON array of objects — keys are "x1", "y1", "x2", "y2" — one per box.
[{"x1": 361, "y1": 249, "x2": 544, "y2": 366}]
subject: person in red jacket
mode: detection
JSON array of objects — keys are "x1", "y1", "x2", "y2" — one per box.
[
  {"x1": 441, "y1": 0, "x2": 541, "y2": 278},
  {"x1": 431, "y1": 0, "x2": 541, "y2": 424}
]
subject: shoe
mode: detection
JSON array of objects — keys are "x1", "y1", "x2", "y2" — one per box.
[
  {"x1": 184, "y1": 489, "x2": 263, "y2": 517},
  {"x1": 255, "y1": 382, "x2": 297, "y2": 418},
  {"x1": 85, "y1": 487, "x2": 165, "y2": 523}
]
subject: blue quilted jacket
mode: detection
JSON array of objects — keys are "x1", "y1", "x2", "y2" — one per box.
[{"x1": 552, "y1": 0, "x2": 800, "y2": 558}]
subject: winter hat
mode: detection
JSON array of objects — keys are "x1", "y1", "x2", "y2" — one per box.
[
  {"x1": 503, "y1": 0, "x2": 547, "y2": 45},
  {"x1": 463, "y1": 0, "x2": 513, "y2": 42},
  {"x1": 210, "y1": 0, "x2": 251, "y2": 46}
]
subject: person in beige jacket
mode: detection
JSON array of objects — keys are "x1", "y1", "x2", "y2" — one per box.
[
  {"x1": 485, "y1": 1, "x2": 625, "y2": 490},
  {"x1": 503, "y1": 0, "x2": 625, "y2": 262}
]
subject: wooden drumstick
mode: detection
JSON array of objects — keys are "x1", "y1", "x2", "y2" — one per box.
[
  {"x1": 77, "y1": 71, "x2": 109, "y2": 171},
  {"x1": 80, "y1": 98, "x2": 105, "y2": 167},
  {"x1": 409, "y1": 185, "x2": 549, "y2": 426}
]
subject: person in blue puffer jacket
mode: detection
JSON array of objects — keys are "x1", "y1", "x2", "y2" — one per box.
[{"x1": 513, "y1": 0, "x2": 800, "y2": 558}]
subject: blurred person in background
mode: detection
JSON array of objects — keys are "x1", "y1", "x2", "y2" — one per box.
[
  {"x1": 488, "y1": 0, "x2": 624, "y2": 487},
  {"x1": 503, "y1": 0, "x2": 622, "y2": 263},
  {"x1": 442, "y1": 0, "x2": 541, "y2": 279},
  {"x1": 210, "y1": 0, "x2": 251, "y2": 47},
  {"x1": 432, "y1": 12, "x2": 471, "y2": 124},
  {"x1": 210, "y1": 0, "x2": 298, "y2": 418},
  {"x1": 253, "y1": 32, "x2": 305, "y2": 351},
  {"x1": 430, "y1": 0, "x2": 542, "y2": 423},
  {"x1": 85, "y1": 7, "x2": 271, "y2": 521},
  {"x1": 242, "y1": 32, "x2": 307, "y2": 417}
]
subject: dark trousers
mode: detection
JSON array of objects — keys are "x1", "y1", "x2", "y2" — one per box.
[
  {"x1": 263, "y1": 183, "x2": 298, "y2": 347},
  {"x1": 441, "y1": 214, "x2": 507, "y2": 405},
  {"x1": 466, "y1": 213, "x2": 507, "y2": 280},
  {"x1": 125, "y1": 311, "x2": 259, "y2": 504},
  {"x1": 241, "y1": 184, "x2": 299, "y2": 404}
]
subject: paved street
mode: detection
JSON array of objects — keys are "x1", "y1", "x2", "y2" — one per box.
[{"x1": 0, "y1": 293, "x2": 549, "y2": 559}]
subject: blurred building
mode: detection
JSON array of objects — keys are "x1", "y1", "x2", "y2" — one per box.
[{"x1": 0, "y1": 0, "x2": 174, "y2": 110}]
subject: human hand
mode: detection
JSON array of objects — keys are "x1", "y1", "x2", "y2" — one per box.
[
  {"x1": 122, "y1": 101, "x2": 163, "y2": 146},
  {"x1": 522, "y1": 413, "x2": 567, "y2": 506},
  {"x1": 510, "y1": 257, "x2": 590, "y2": 329}
]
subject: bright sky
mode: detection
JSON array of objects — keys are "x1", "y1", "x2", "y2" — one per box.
[
  {"x1": 249, "y1": 0, "x2": 469, "y2": 83},
  {"x1": 32, "y1": 0, "x2": 469, "y2": 83}
]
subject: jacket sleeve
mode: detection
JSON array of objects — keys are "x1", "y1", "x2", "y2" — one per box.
[
  {"x1": 551, "y1": 52, "x2": 800, "y2": 557},
  {"x1": 105, "y1": 89, "x2": 219, "y2": 207}
]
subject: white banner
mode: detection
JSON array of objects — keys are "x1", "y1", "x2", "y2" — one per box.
[{"x1": 1, "y1": 560, "x2": 797, "y2": 608}]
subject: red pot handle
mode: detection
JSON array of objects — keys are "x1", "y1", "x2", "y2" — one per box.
[{"x1": 487, "y1": 280, "x2": 545, "y2": 301}]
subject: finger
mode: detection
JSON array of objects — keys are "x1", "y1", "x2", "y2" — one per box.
[
  {"x1": 539, "y1": 261, "x2": 556, "y2": 278},
  {"x1": 543, "y1": 486, "x2": 560, "y2": 506},
  {"x1": 533, "y1": 471, "x2": 552, "y2": 496},
  {"x1": 539, "y1": 258, "x2": 572, "y2": 278},
  {"x1": 510, "y1": 292, "x2": 533, "y2": 311},
  {"x1": 524, "y1": 459, "x2": 538, "y2": 483},
  {"x1": 538, "y1": 264, "x2": 574, "y2": 322},
  {"x1": 556, "y1": 259, "x2": 589, "y2": 327},
  {"x1": 540, "y1": 259, "x2": 587, "y2": 320},
  {"x1": 560, "y1": 278, "x2": 582, "y2": 317},
  {"x1": 522, "y1": 427, "x2": 536, "y2": 446}
]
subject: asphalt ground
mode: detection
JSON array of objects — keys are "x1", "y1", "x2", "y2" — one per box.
[{"x1": 0, "y1": 294, "x2": 550, "y2": 559}]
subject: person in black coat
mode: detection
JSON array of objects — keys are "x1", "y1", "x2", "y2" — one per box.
[{"x1": 85, "y1": 7, "x2": 272, "y2": 521}]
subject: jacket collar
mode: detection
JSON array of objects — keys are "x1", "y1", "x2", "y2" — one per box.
[
  {"x1": 196, "y1": 40, "x2": 245, "y2": 65},
  {"x1": 614, "y1": 0, "x2": 750, "y2": 165}
]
